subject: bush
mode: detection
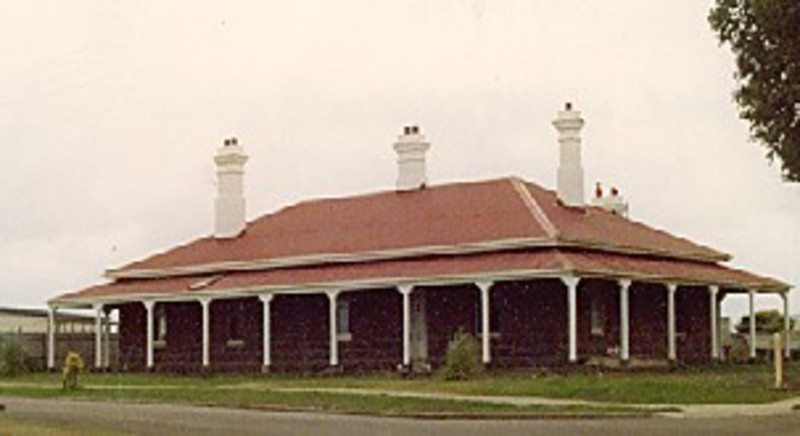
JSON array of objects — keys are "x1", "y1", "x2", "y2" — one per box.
[
  {"x1": 727, "y1": 336, "x2": 751, "y2": 364},
  {"x1": 0, "y1": 338, "x2": 30, "y2": 377},
  {"x1": 441, "y1": 330, "x2": 482, "y2": 381}
]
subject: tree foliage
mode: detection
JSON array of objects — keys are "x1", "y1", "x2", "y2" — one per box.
[
  {"x1": 709, "y1": 0, "x2": 800, "y2": 182},
  {"x1": 735, "y1": 309, "x2": 793, "y2": 334}
]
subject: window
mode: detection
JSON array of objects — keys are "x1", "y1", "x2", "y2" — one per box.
[
  {"x1": 336, "y1": 300, "x2": 351, "y2": 341},
  {"x1": 154, "y1": 304, "x2": 167, "y2": 346},
  {"x1": 590, "y1": 296, "x2": 605, "y2": 336},
  {"x1": 227, "y1": 301, "x2": 245, "y2": 347}
]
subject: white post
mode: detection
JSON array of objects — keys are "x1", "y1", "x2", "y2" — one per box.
[
  {"x1": 667, "y1": 283, "x2": 677, "y2": 362},
  {"x1": 619, "y1": 280, "x2": 631, "y2": 362},
  {"x1": 709, "y1": 286, "x2": 719, "y2": 360},
  {"x1": 47, "y1": 306, "x2": 57, "y2": 370},
  {"x1": 199, "y1": 298, "x2": 211, "y2": 368},
  {"x1": 476, "y1": 281, "x2": 493, "y2": 364},
  {"x1": 398, "y1": 285, "x2": 413, "y2": 367},
  {"x1": 782, "y1": 292, "x2": 791, "y2": 359},
  {"x1": 561, "y1": 276, "x2": 580, "y2": 363},
  {"x1": 93, "y1": 303, "x2": 104, "y2": 370},
  {"x1": 749, "y1": 290, "x2": 757, "y2": 360},
  {"x1": 143, "y1": 300, "x2": 155, "y2": 369},
  {"x1": 774, "y1": 332, "x2": 784, "y2": 388},
  {"x1": 327, "y1": 291, "x2": 340, "y2": 366},
  {"x1": 259, "y1": 294, "x2": 273, "y2": 369}
]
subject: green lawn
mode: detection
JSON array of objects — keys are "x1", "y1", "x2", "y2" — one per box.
[
  {"x1": 0, "y1": 383, "x2": 652, "y2": 416},
  {"x1": 247, "y1": 363, "x2": 800, "y2": 404},
  {"x1": 1, "y1": 363, "x2": 798, "y2": 414}
]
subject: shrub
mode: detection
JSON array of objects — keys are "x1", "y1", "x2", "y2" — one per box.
[
  {"x1": 0, "y1": 337, "x2": 30, "y2": 377},
  {"x1": 727, "y1": 336, "x2": 751, "y2": 364},
  {"x1": 441, "y1": 330, "x2": 482, "y2": 381}
]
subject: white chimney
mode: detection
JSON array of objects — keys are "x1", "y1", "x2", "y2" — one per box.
[
  {"x1": 214, "y1": 137, "x2": 248, "y2": 238},
  {"x1": 552, "y1": 103, "x2": 585, "y2": 207},
  {"x1": 393, "y1": 126, "x2": 431, "y2": 191}
]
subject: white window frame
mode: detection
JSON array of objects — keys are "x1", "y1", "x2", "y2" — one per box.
[
  {"x1": 590, "y1": 295, "x2": 605, "y2": 336},
  {"x1": 154, "y1": 304, "x2": 167, "y2": 348},
  {"x1": 336, "y1": 299, "x2": 351, "y2": 342}
]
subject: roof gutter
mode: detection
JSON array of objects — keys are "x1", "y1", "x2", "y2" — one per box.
[{"x1": 106, "y1": 236, "x2": 731, "y2": 280}]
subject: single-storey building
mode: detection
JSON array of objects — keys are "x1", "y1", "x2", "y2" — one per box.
[
  {"x1": 48, "y1": 105, "x2": 791, "y2": 373},
  {"x1": 0, "y1": 306, "x2": 94, "y2": 335}
]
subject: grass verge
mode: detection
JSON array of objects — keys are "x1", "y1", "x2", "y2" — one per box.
[
  {"x1": 0, "y1": 384, "x2": 661, "y2": 417},
  {"x1": 0, "y1": 363, "x2": 797, "y2": 412}
]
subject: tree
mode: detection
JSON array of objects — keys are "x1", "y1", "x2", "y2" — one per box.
[
  {"x1": 709, "y1": 0, "x2": 800, "y2": 182},
  {"x1": 735, "y1": 309, "x2": 793, "y2": 334}
]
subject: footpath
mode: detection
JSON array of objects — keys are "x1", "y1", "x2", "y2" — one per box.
[{"x1": 264, "y1": 386, "x2": 800, "y2": 418}]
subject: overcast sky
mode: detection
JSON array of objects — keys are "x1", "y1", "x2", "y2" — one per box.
[{"x1": 1, "y1": 1, "x2": 798, "y2": 321}]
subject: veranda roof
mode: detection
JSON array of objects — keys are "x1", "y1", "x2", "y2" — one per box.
[{"x1": 53, "y1": 248, "x2": 787, "y2": 306}]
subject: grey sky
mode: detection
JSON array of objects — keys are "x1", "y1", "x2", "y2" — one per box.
[{"x1": 1, "y1": 1, "x2": 797, "y2": 321}]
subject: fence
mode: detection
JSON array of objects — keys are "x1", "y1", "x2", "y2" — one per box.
[{"x1": 0, "y1": 332, "x2": 118, "y2": 371}]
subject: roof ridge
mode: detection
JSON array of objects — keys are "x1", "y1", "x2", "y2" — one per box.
[
  {"x1": 509, "y1": 177, "x2": 558, "y2": 238},
  {"x1": 246, "y1": 177, "x2": 521, "y2": 224}
]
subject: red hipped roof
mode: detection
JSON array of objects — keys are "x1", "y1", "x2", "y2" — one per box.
[
  {"x1": 113, "y1": 178, "x2": 726, "y2": 274},
  {"x1": 52, "y1": 177, "x2": 787, "y2": 305}
]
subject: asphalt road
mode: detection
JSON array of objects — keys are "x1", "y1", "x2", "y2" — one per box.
[{"x1": 2, "y1": 396, "x2": 800, "y2": 436}]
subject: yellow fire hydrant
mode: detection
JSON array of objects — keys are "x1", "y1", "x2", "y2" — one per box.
[{"x1": 62, "y1": 351, "x2": 84, "y2": 390}]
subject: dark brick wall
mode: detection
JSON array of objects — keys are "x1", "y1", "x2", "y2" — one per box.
[
  {"x1": 339, "y1": 288, "x2": 403, "y2": 372},
  {"x1": 113, "y1": 280, "x2": 716, "y2": 373},
  {"x1": 117, "y1": 302, "x2": 146, "y2": 371},
  {"x1": 629, "y1": 282, "x2": 668, "y2": 358},
  {"x1": 577, "y1": 279, "x2": 620, "y2": 358},
  {"x1": 154, "y1": 302, "x2": 202, "y2": 373},
  {"x1": 209, "y1": 297, "x2": 262, "y2": 372},
  {"x1": 270, "y1": 293, "x2": 329, "y2": 372},
  {"x1": 676, "y1": 286, "x2": 712, "y2": 364},
  {"x1": 490, "y1": 279, "x2": 567, "y2": 367},
  {"x1": 422, "y1": 285, "x2": 480, "y2": 367}
]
